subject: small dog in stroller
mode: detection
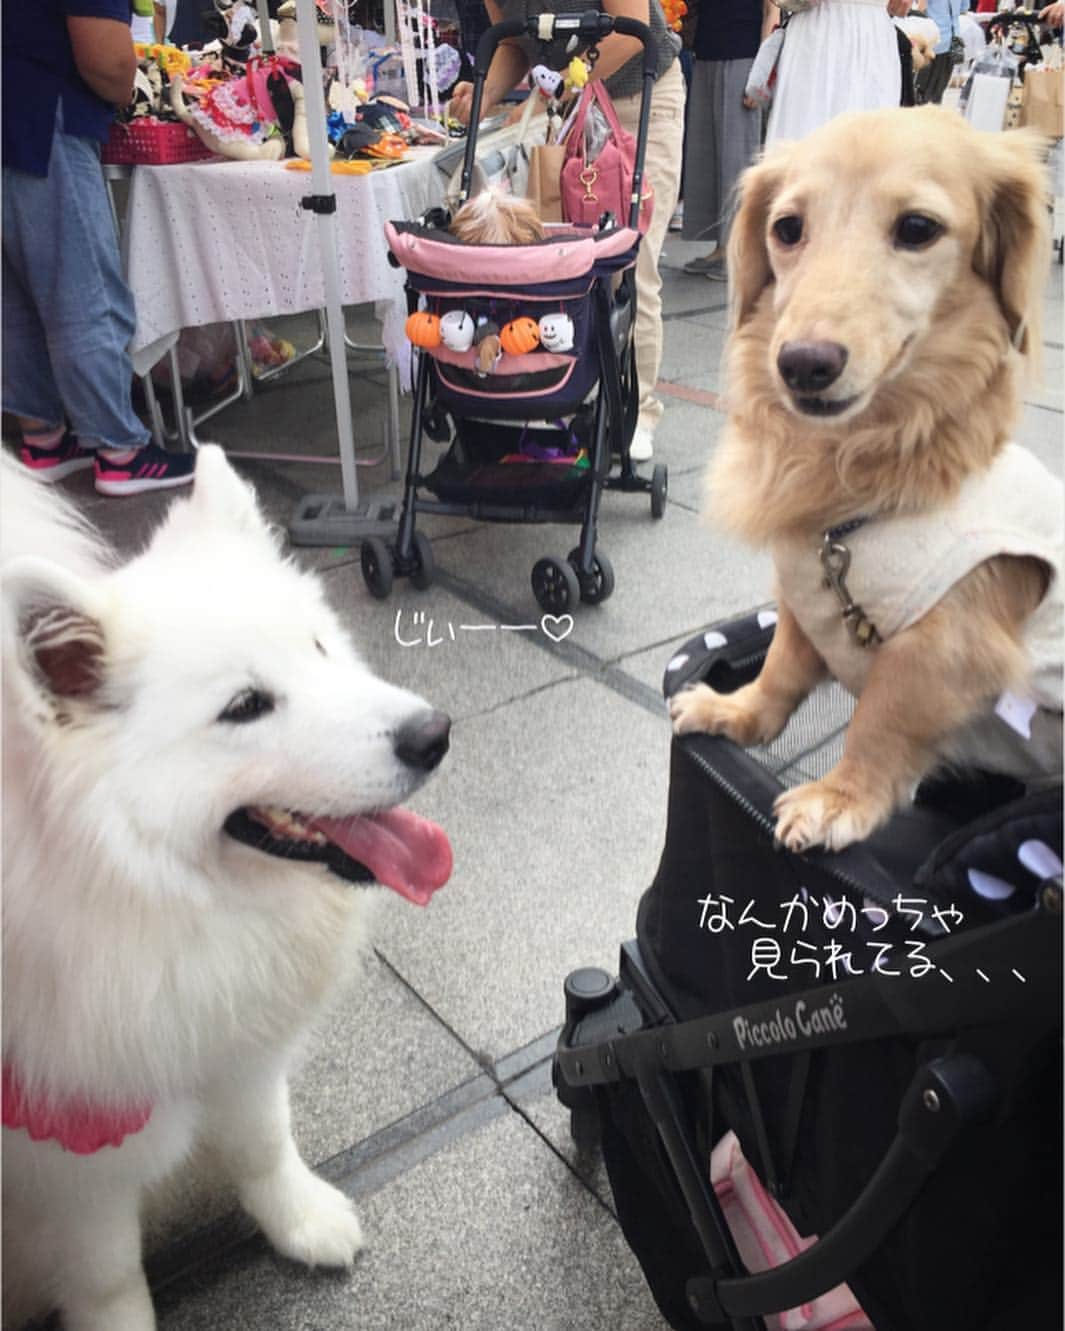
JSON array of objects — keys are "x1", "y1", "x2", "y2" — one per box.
[
  {"x1": 671, "y1": 107, "x2": 1063, "y2": 853},
  {"x1": 449, "y1": 185, "x2": 545, "y2": 245}
]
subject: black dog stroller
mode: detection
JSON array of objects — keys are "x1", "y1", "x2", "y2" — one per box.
[
  {"x1": 554, "y1": 610, "x2": 1063, "y2": 1331},
  {"x1": 364, "y1": 13, "x2": 668, "y2": 614}
]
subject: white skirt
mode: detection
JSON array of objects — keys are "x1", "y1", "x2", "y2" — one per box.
[{"x1": 766, "y1": 0, "x2": 902, "y2": 145}]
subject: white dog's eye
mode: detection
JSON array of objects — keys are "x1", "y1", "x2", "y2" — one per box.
[
  {"x1": 894, "y1": 213, "x2": 943, "y2": 249},
  {"x1": 219, "y1": 688, "x2": 275, "y2": 724},
  {"x1": 771, "y1": 215, "x2": 803, "y2": 246}
]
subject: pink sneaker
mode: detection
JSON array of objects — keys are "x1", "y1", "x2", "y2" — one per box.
[{"x1": 19, "y1": 430, "x2": 95, "y2": 482}]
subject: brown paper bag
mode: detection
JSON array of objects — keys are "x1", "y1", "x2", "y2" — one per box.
[
  {"x1": 526, "y1": 142, "x2": 566, "y2": 223},
  {"x1": 1021, "y1": 66, "x2": 1064, "y2": 138}
]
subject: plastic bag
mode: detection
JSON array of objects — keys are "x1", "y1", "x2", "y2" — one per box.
[
  {"x1": 958, "y1": 42, "x2": 1019, "y2": 129},
  {"x1": 445, "y1": 93, "x2": 546, "y2": 209},
  {"x1": 580, "y1": 103, "x2": 612, "y2": 166},
  {"x1": 150, "y1": 322, "x2": 294, "y2": 394}
]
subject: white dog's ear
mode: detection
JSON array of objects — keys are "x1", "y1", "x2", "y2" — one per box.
[
  {"x1": 3, "y1": 558, "x2": 108, "y2": 702},
  {"x1": 727, "y1": 149, "x2": 788, "y2": 329},
  {"x1": 974, "y1": 127, "x2": 1049, "y2": 365},
  {"x1": 188, "y1": 444, "x2": 270, "y2": 534}
]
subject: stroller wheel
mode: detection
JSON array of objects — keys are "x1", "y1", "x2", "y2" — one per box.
[
  {"x1": 567, "y1": 548, "x2": 615, "y2": 606},
  {"x1": 532, "y1": 556, "x2": 580, "y2": 614},
  {"x1": 409, "y1": 532, "x2": 435, "y2": 590},
  {"x1": 569, "y1": 1104, "x2": 601, "y2": 1159},
  {"x1": 361, "y1": 537, "x2": 394, "y2": 600},
  {"x1": 650, "y1": 464, "x2": 668, "y2": 520}
]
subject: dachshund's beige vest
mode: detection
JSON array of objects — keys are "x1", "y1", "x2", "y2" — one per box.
[{"x1": 771, "y1": 444, "x2": 1064, "y2": 780}]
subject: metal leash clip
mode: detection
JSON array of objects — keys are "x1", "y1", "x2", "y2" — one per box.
[{"x1": 819, "y1": 535, "x2": 880, "y2": 648}]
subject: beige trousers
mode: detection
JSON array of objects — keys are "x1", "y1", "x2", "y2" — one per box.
[{"x1": 613, "y1": 58, "x2": 686, "y2": 434}]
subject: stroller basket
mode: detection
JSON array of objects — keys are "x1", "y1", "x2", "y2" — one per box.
[
  {"x1": 362, "y1": 14, "x2": 670, "y2": 614},
  {"x1": 385, "y1": 220, "x2": 640, "y2": 420},
  {"x1": 421, "y1": 415, "x2": 598, "y2": 510},
  {"x1": 554, "y1": 610, "x2": 1063, "y2": 1331}
]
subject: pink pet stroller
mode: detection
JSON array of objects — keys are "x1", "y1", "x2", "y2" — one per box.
[{"x1": 365, "y1": 13, "x2": 668, "y2": 613}]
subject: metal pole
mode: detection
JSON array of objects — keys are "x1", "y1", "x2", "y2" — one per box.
[
  {"x1": 295, "y1": 0, "x2": 360, "y2": 511},
  {"x1": 256, "y1": 0, "x2": 275, "y2": 51}
]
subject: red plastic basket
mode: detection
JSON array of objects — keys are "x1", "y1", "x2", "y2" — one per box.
[{"x1": 101, "y1": 118, "x2": 215, "y2": 166}]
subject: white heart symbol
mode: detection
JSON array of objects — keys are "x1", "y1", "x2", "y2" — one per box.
[{"x1": 541, "y1": 613, "x2": 574, "y2": 643}]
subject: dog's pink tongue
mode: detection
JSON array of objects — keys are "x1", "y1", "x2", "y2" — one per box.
[{"x1": 309, "y1": 809, "x2": 452, "y2": 905}]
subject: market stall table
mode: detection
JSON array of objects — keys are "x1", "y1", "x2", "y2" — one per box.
[{"x1": 123, "y1": 146, "x2": 446, "y2": 397}]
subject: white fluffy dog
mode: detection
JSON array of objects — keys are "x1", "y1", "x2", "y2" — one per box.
[{"x1": 1, "y1": 447, "x2": 453, "y2": 1331}]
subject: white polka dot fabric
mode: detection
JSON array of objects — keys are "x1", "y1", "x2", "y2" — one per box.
[{"x1": 123, "y1": 150, "x2": 446, "y2": 382}]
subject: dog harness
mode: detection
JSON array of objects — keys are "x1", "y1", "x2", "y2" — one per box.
[
  {"x1": 2, "y1": 1064, "x2": 152, "y2": 1154},
  {"x1": 771, "y1": 443, "x2": 1064, "y2": 778}
]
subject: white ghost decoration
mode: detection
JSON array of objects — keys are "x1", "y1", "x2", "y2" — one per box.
[
  {"x1": 440, "y1": 309, "x2": 476, "y2": 352},
  {"x1": 538, "y1": 312, "x2": 574, "y2": 353}
]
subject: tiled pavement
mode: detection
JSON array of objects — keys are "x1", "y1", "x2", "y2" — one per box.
[{"x1": 58, "y1": 243, "x2": 1064, "y2": 1331}]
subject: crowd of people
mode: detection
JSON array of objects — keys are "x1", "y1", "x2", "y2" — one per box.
[
  {"x1": 2, "y1": 0, "x2": 1062, "y2": 485},
  {"x1": 447, "y1": 0, "x2": 1060, "y2": 460}
]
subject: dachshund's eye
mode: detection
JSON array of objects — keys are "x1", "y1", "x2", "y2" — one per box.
[
  {"x1": 894, "y1": 213, "x2": 942, "y2": 249},
  {"x1": 219, "y1": 688, "x2": 275, "y2": 724},
  {"x1": 771, "y1": 215, "x2": 804, "y2": 246}
]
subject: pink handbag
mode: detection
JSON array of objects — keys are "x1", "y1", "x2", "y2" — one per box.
[{"x1": 560, "y1": 81, "x2": 654, "y2": 232}]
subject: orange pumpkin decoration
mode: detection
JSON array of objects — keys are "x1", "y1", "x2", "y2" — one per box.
[
  {"x1": 499, "y1": 316, "x2": 540, "y2": 356},
  {"x1": 405, "y1": 311, "x2": 442, "y2": 348}
]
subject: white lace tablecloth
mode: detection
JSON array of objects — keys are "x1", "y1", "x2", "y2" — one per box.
[{"x1": 123, "y1": 149, "x2": 445, "y2": 381}]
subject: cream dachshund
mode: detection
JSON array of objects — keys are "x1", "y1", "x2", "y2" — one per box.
[{"x1": 671, "y1": 107, "x2": 1062, "y2": 852}]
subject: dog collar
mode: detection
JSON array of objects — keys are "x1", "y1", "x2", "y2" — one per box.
[
  {"x1": 2, "y1": 1063, "x2": 152, "y2": 1154},
  {"x1": 823, "y1": 515, "x2": 870, "y2": 543}
]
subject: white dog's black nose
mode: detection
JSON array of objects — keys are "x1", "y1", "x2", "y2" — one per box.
[
  {"x1": 777, "y1": 341, "x2": 848, "y2": 394},
  {"x1": 395, "y1": 710, "x2": 451, "y2": 772}
]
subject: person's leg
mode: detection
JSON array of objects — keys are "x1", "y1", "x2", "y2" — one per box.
[
  {"x1": 614, "y1": 59, "x2": 686, "y2": 457},
  {"x1": 2, "y1": 202, "x2": 98, "y2": 479},
  {"x1": 5, "y1": 124, "x2": 151, "y2": 454},
  {"x1": 4, "y1": 110, "x2": 193, "y2": 494},
  {"x1": 709, "y1": 56, "x2": 761, "y2": 273},
  {"x1": 672, "y1": 47, "x2": 695, "y2": 229},
  {"x1": 924, "y1": 51, "x2": 954, "y2": 104},
  {"x1": 3, "y1": 186, "x2": 67, "y2": 434},
  {"x1": 681, "y1": 60, "x2": 725, "y2": 270}
]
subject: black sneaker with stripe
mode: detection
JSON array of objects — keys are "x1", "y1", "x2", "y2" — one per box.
[{"x1": 94, "y1": 444, "x2": 195, "y2": 497}]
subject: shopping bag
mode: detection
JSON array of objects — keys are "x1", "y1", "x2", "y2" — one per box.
[
  {"x1": 560, "y1": 80, "x2": 653, "y2": 231},
  {"x1": 526, "y1": 141, "x2": 566, "y2": 221},
  {"x1": 1021, "y1": 65, "x2": 1064, "y2": 138}
]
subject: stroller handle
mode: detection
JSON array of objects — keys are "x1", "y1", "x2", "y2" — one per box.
[
  {"x1": 472, "y1": 12, "x2": 658, "y2": 80},
  {"x1": 458, "y1": 13, "x2": 658, "y2": 231}
]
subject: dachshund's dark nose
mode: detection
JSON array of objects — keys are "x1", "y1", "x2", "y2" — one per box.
[
  {"x1": 777, "y1": 341, "x2": 849, "y2": 393},
  {"x1": 395, "y1": 710, "x2": 451, "y2": 772}
]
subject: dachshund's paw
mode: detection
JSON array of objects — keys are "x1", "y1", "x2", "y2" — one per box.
[
  {"x1": 669, "y1": 683, "x2": 777, "y2": 746},
  {"x1": 773, "y1": 780, "x2": 892, "y2": 853}
]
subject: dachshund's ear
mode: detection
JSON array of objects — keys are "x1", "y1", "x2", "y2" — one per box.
[
  {"x1": 727, "y1": 147, "x2": 790, "y2": 329},
  {"x1": 973, "y1": 127, "x2": 1049, "y2": 367}
]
